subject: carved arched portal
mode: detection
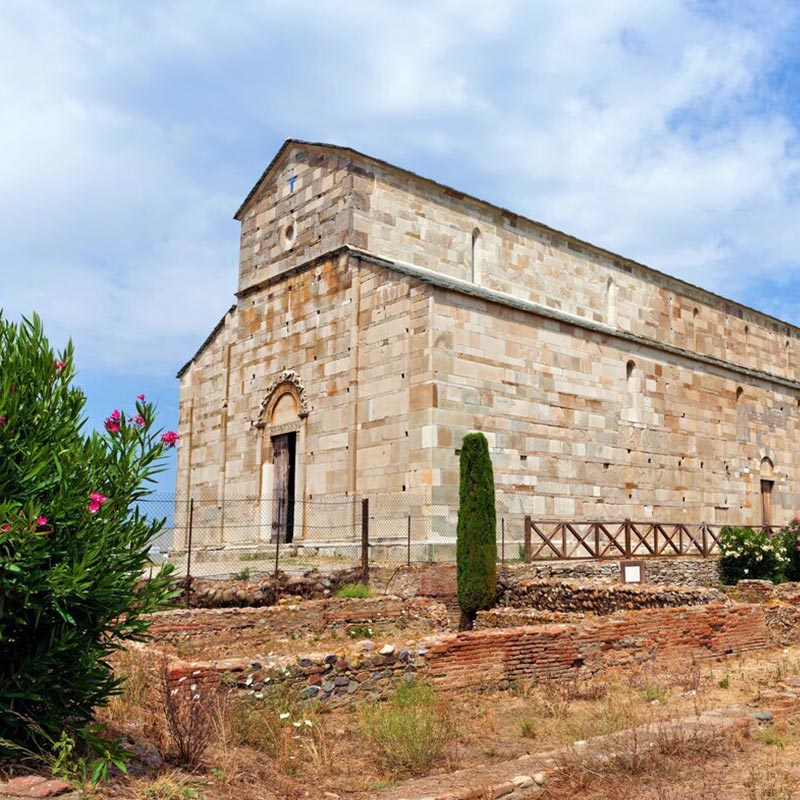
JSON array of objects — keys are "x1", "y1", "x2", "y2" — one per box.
[{"x1": 255, "y1": 371, "x2": 308, "y2": 543}]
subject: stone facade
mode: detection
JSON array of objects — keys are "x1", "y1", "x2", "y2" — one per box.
[{"x1": 175, "y1": 139, "x2": 800, "y2": 551}]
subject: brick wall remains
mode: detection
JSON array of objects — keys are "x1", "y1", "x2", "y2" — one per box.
[
  {"x1": 165, "y1": 602, "x2": 786, "y2": 700},
  {"x1": 425, "y1": 604, "x2": 770, "y2": 691}
]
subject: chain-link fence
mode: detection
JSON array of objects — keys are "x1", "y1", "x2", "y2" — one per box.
[
  {"x1": 139, "y1": 494, "x2": 729, "y2": 585},
  {"x1": 139, "y1": 493, "x2": 537, "y2": 581}
]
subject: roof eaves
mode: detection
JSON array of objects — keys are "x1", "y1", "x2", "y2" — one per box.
[{"x1": 176, "y1": 304, "x2": 237, "y2": 379}]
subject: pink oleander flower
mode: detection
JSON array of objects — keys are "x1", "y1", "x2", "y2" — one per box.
[
  {"x1": 1, "y1": 524, "x2": 9, "y2": 532},
  {"x1": 161, "y1": 430, "x2": 179, "y2": 448},
  {"x1": 104, "y1": 409, "x2": 122, "y2": 433},
  {"x1": 0, "y1": 416, "x2": 6, "y2": 426},
  {"x1": 134, "y1": 414, "x2": 146, "y2": 427},
  {"x1": 88, "y1": 492, "x2": 108, "y2": 514},
  {"x1": 36, "y1": 516, "x2": 47, "y2": 526},
  {"x1": 54, "y1": 361, "x2": 66, "y2": 370},
  {"x1": 137, "y1": 394, "x2": 145, "y2": 401}
]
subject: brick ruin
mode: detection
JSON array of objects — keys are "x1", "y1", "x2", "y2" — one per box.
[{"x1": 151, "y1": 577, "x2": 800, "y2": 703}]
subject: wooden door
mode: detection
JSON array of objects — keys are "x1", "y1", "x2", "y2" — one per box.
[
  {"x1": 761, "y1": 480, "x2": 774, "y2": 528},
  {"x1": 271, "y1": 433, "x2": 296, "y2": 542}
]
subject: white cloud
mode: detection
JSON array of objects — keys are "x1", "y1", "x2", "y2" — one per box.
[{"x1": 1, "y1": 0, "x2": 799, "y2": 382}]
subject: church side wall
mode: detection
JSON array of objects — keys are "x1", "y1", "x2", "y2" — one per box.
[
  {"x1": 428, "y1": 286, "x2": 800, "y2": 531},
  {"x1": 352, "y1": 164, "x2": 799, "y2": 385}
]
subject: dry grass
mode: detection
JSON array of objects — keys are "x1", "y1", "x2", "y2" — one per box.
[
  {"x1": 360, "y1": 680, "x2": 455, "y2": 776},
  {"x1": 89, "y1": 641, "x2": 800, "y2": 800}
]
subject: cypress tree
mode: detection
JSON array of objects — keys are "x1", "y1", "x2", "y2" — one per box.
[{"x1": 456, "y1": 432, "x2": 497, "y2": 630}]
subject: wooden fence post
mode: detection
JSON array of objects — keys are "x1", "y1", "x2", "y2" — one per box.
[
  {"x1": 624, "y1": 518, "x2": 632, "y2": 559},
  {"x1": 524, "y1": 515, "x2": 532, "y2": 563}
]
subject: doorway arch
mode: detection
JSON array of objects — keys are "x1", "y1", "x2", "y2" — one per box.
[{"x1": 255, "y1": 371, "x2": 309, "y2": 543}]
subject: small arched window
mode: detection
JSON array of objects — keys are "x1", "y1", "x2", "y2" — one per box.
[
  {"x1": 624, "y1": 360, "x2": 642, "y2": 423},
  {"x1": 736, "y1": 386, "x2": 744, "y2": 403},
  {"x1": 470, "y1": 228, "x2": 480, "y2": 282}
]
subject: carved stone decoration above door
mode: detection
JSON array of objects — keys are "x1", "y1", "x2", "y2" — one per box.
[{"x1": 253, "y1": 370, "x2": 309, "y2": 430}]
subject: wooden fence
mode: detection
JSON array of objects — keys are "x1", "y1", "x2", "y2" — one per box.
[{"x1": 521, "y1": 518, "x2": 775, "y2": 561}]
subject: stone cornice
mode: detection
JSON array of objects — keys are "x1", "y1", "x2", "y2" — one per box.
[{"x1": 346, "y1": 246, "x2": 800, "y2": 394}]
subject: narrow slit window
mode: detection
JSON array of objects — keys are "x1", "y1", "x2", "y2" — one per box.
[
  {"x1": 471, "y1": 227, "x2": 480, "y2": 282},
  {"x1": 606, "y1": 277, "x2": 617, "y2": 326}
]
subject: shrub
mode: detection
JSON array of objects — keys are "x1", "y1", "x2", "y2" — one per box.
[
  {"x1": 347, "y1": 624, "x2": 373, "y2": 639},
  {"x1": 456, "y1": 432, "x2": 497, "y2": 629},
  {"x1": 778, "y1": 517, "x2": 800, "y2": 582},
  {"x1": 718, "y1": 525, "x2": 788, "y2": 584},
  {"x1": 160, "y1": 661, "x2": 219, "y2": 769},
  {"x1": 0, "y1": 314, "x2": 176, "y2": 758},
  {"x1": 361, "y1": 680, "x2": 452, "y2": 776},
  {"x1": 335, "y1": 582, "x2": 372, "y2": 598}
]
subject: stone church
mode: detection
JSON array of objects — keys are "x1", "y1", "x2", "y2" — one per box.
[{"x1": 174, "y1": 139, "x2": 800, "y2": 552}]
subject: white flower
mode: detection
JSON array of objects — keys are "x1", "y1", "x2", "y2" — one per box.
[
  {"x1": 304, "y1": 719, "x2": 313, "y2": 727},
  {"x1": 279, "y1": 712, "x2": 290, "y2": 720},
  {"x1": 292, "y1": 721, "x2": 302, "y2": 727}
]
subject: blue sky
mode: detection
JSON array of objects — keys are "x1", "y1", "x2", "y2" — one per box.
[{"x1": 2, "y1": 0, "x2": 800, "y2": 496}]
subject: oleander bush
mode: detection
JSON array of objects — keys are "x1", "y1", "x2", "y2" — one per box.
[
  {"x1": 778, "y1": 517, "x2": 800, "y2": 582},
  {"x1": 718, "y1": 525, "x2": 788, "y2": 584},
  {"x1": 0, "y1": 313, "x2": 177, "y2": 760}
]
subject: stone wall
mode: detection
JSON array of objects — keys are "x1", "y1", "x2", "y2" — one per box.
[
  {"x1": 165, "y1": 602, "x2": 787, "y2": 701},
  {"x1": 418, "y1": 558, "x2": 722, "y2": 605},
  {"x1": 724, "y1": 579, "x2": 777, "y2": 604},
  {"x1": 168, "y1": 643, "x2": 423, "y2": 704},
  {"x1": 148, "y1": 595, "x2": 449, "y2": 652},
  {"x1": 179, "y1": 567, "x2": 365, "y2": 607},
  {"x1": 494, "y1": 579, "x2": 727, "y2": 616},
  {"x1": 501, "y1": 557, "x2": 722, "y2": 588}
]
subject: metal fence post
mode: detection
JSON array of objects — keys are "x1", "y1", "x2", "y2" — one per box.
[
  {"x1": 185, "y1": 497, "x2": 194, "y2": 609},
  {"x1": 361, "y1": 497, "x2": 370, "y2": 584},
  {"x1": 524, "y1": 515, "x2": 532, "y2": 563},
  {"x1": 407, "y1": 514, "x2": 411, "y2": 567},
  {"x1": 274, "y1": 499, "x2": 282, "y2": 604}
]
